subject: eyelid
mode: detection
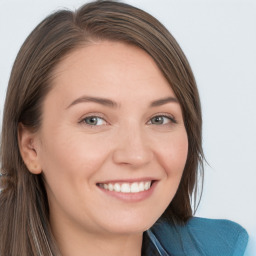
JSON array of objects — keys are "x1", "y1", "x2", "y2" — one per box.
[
  {"x1": 148, "y1": 113, "x2": 177, "y2": 124},
  {"x1": 78, "y1": 113, "x2": 109, "y2": 126},
  {"x1": 78, "y1": 112, "x2": 177, "y2": 127}
]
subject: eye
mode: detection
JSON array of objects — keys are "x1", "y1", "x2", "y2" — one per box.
[
  {"x1": 80, "y1": 116, "x2": 107, "y2": 126},
  {"x1": 149, "y1": 115, "x2": 176, "y2": 125}
]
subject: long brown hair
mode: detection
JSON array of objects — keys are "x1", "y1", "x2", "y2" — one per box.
[{"x1": 0, "y1": 1, "x2": 204, "y2": 255}]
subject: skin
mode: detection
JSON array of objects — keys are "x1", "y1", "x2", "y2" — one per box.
[{"x1": 19, "y1": 41, "x2": 188, "y2": 256}]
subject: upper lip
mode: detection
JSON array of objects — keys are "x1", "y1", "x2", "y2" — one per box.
[{"x1": 97, "y1": 177, "x2": 158, "y2": 184}]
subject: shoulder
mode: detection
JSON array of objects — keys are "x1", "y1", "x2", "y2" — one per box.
[{"x1": 149, "y1": 216, "x2": 248, "y2": 256}]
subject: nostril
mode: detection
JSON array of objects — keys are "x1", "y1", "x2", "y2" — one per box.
[{"x1": 112, "y1": 147, "x2": 153, "y2": 167}]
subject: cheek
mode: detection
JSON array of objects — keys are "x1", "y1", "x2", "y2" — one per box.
[
  {"x1": 158, "y1": 131, "x2": 188, "y2": 176},
  {"x1": 38, "y1": 128, "x2": 112, "y2": 179}
]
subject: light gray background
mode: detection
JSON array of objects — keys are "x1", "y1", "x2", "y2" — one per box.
[{"x1": 0, "y1": 0, "x2": 255, "y2": 254}]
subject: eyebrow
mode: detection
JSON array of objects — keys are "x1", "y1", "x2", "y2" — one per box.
[
  {"x1": 150, "y1": 96, "x2": 178, "y2": 107},
  {"x1": 66, "y1": 96, "x2": 178, "y2": 109},
  {"x1": 66, "y1": 96, "x2": 118, "y2": 109}
]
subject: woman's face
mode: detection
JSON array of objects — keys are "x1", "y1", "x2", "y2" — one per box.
[{"x1": 34, "y1": 41, "x2": 188, "y2": 236}]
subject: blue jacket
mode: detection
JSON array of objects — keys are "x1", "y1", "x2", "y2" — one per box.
[{"x1": 142, "y1": 217, "x2": 248, "y2": 256}]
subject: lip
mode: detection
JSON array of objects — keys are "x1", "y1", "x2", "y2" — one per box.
[
  {"x1": 97, "y1": 179, "x2": 158, "y2": 202},
  {"x1": 97, "y1": 177, "x2": 155, "y2": 184}
]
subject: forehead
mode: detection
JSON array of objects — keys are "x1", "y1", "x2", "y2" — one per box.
[{"x1": 49, "y1": 41, "x2": 175, "y2": 103}]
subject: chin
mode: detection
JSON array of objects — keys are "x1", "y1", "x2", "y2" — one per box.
[{"x1": 99, "y1": 212, "x2": 160, "y2": 235}]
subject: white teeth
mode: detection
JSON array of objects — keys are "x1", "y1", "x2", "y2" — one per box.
[
  {"x1": 130, "y1": 182, "x2": 140, "y2": 193},
  {"x1": 121, "y1": 183, "x2": 131, "y2": 193},
  {"x1": 145, "y1": 181, "x2": 151, "y2": 190},
  {"x1": 114, "y1": 183, "x2": 121, "y2": 192},
  {"x1": 99, "y1": 181, "x2": 152, "y2": 193},
  {"x1": 138, "y1": 182, "x2": 145, "y2": 192},
  {"x1": 108, "y1": 183, "x2": 114, "y2": 191}
]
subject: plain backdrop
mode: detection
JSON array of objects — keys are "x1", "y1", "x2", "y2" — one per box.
[{"x1": 0, "y1": 0, "x2": 255, "y2": 254}]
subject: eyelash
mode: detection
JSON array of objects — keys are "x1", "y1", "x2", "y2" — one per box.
[
  {"x1": 79, "y1": 114, "x2": 107, "y2": 127},
  {"x1": 148, "y1": 114, "x2": 177, "y2": 125},
  {"x1": 79, "y1": 113, "x2": 177, "y2": 127}
]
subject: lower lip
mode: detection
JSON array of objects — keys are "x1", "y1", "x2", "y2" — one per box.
[{"x1": 97, "y1": 181, "x2": 157, "y2": 202}]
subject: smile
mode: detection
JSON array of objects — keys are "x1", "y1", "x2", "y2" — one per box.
[{"x1": 98, "y1": 181, "x2": 152, "y2": 193}]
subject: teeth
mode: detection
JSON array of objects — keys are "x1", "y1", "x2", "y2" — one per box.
[
  {"x1": 138, "y1": 182, "x2": 145, "y2": 192},
  {"x1": 121, "y1": 183, "x2": 131, "y2": 193},
  {"x1": 131, "y1": 182, "x2": 139, "y2": 193},
  {"x1": 114, "y1": 183, "x2": 121, "y2": 192},
  {"x1": 108, "y1": 183, "x2": 114, "y2": 191},
  {"x1": 145, "y1": 181, "x2": 151, "y2": 190},
  {"x1": 99, "y1": 181, "x2": 152, "y2": 193}
]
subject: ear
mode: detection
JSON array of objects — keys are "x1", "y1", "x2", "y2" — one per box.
[{"x1": 18, "y1": 123, "x2": 42, "y2": 174}]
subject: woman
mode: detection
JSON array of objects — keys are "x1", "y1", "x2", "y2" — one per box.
[{"x1": 0, "y1": 1, "x2": 248, "y2": 255}]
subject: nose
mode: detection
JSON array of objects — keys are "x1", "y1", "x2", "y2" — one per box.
[{"x1": 112, "y1": 125, "x2": 153, "y2": 168}]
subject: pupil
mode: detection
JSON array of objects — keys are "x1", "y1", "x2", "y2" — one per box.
[
  {"x1": 153, "y1": 116, "x2": 163, "y2": 124},
  {"x1": 87, "y1": 117, "x2": 97, "y2": 125}
]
